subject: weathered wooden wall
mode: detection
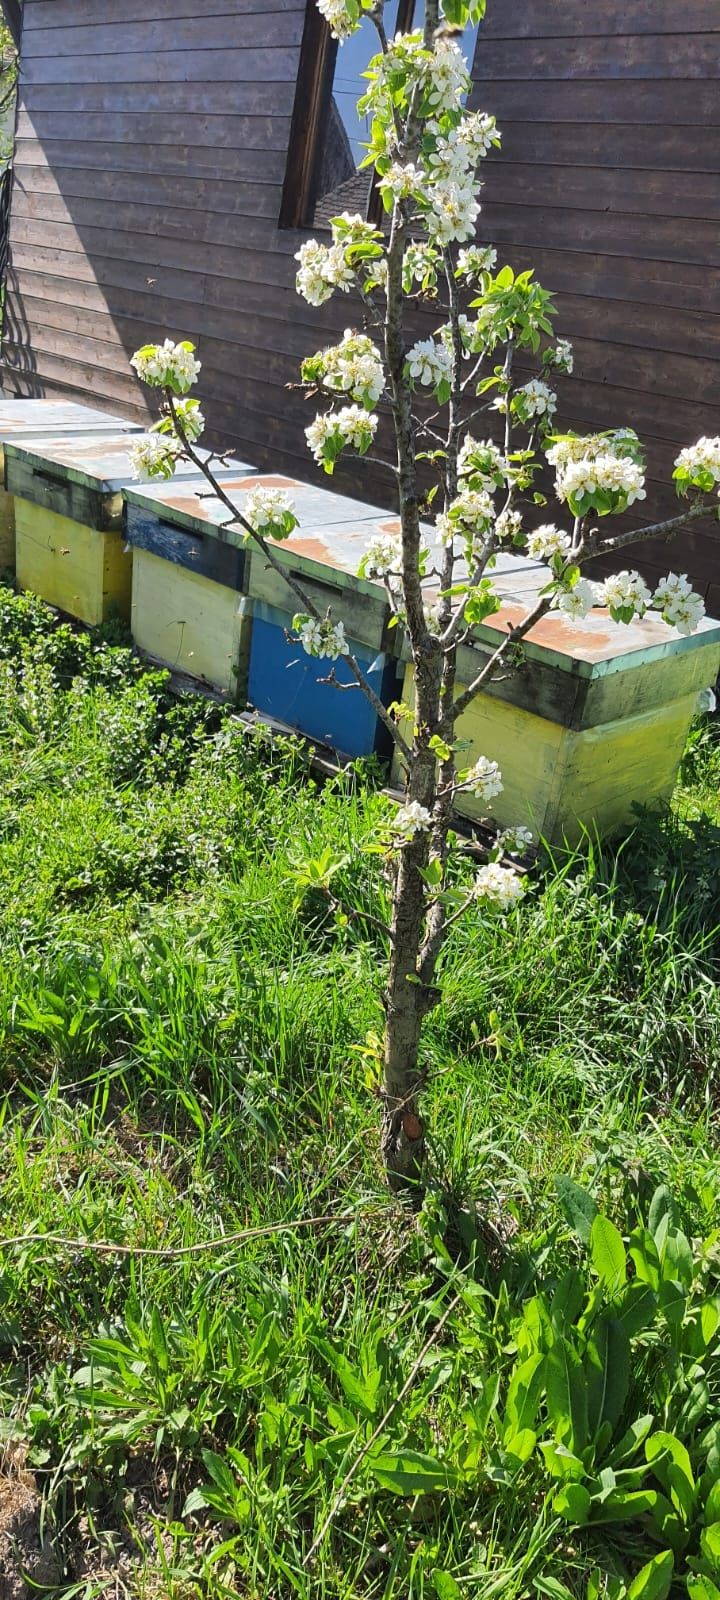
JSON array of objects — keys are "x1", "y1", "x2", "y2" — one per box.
[{"x1": 2, "y1": 0, "x2": 718, "y2": 601}]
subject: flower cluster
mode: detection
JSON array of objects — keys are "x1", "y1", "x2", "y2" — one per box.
[
  {"x1": 673, "y1": 436, "x2": 720, "y2": 495},
  {"x1": 403, "y1": 241, "x2": 440, "y2": 293},
  {"x1": 293, "y1": 614, "x2": 350, "y2": 659},
  {"x1": 170, "y1": 398, "x2": 205, "y2": 442},
  {"x1": 305, "y1": 406, "x2": 378, "y2": 473},
  {"x1": 544, "y1": 339, "x2": 574, "y2": 375},
  {"x1": 316, "y1": 0, "x2": 358, "y2": 41},
  {"x1": 466, "y1": 755, "x2": 503, "y2": 800},
  {"x1": 495, "y1": 507, "x2": 523, "y2": 544},
  {"x1": 525, "y1": 524, "x2": 571, "y2": 564},
  {"x1": 295, "y1": 237, "x2": 353, "y2": 307},
  {"x1": 436, "y1": 488, "x2": 495, "y2": 548},
  {"x1": 653, "y1": 573, "x2": 706, "y2": 635},
  {"x1": 456, "y1": 244, "x2": 497, "y2": 281},
  {"x1": 595, "y1": 569, "x2": 651, "y2": 623},
  {"x1": 360, "y1": 533, "x2": 402, "y2": 581},
  {"x1": 457, "y1": 435, "x2": 507, "y2": 492},
  {"x1": 392, "y1": 800, "x2": 433, "y2": 841},
  {"x1": 128, "y1": 434, "x2": 181, "y2": 482},
  {"x1": 131, "y1": 340, "x2": 201, "y2": 393},
  {"x1": 243, "y1": 487, "x2": 298, "y2": 541},
  {"x1": 553, "y1": 577, "x2": 596, "y2": 621},
  {"x1": 473, "y1": 862, "x2": 525, "y2": 910},
  {"x1": 405, "y1": 336, "x2": 453, "y2": 392},
  {"x1": 498, "y1": 825, "x2": 534, "y2": 855},
  {"x1": 511, "y1": 378, "x2": 558, "y2": 426},
  {"x1": 303, "y1": 330, "x2": 384, "y2": 409}
]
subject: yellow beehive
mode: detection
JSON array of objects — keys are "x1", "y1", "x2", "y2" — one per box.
[
  {"x1": 0, "y1": 399, "x2": 142, "y2": 575},
  {"x1": 393, "y1": 595, "x2": 720, "y2": 846}
]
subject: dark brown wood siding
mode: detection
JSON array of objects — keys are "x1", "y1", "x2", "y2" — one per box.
[{"x1": 2, "y1": 0, "x2": 719, "y2": 600}]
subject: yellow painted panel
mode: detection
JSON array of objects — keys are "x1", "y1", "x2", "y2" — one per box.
[
  {"x1": 0, "y1": 488, "x2": 15, "y2": 571},
  {"x1": 15, "y1": 498, "x2": 110, "y2": 626},
  {"x1": 102, "y1": 526, "x2": 133, "y2": 622},
  {"x1": 394, "y1": 665, "x2": 700, "y2": 846},
  {"x1": 131, "y1": 548, "x2": 249, "y2": 697}
]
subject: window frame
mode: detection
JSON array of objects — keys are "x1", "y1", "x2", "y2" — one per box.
[{"x1": 280, "y1": 0, "x2": 416, "y2": 232}]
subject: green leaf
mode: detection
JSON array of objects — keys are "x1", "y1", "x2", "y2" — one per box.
[
  {"x1": 585, "y1": 1316, "x2": 630, "y2": 1435},
  {"x1": 626, "y1": 1551, "x2": 673, "y2": 1600},
  {"x1": 504, "y1": 1352, "x2": 545, "y2": 1439},
  {"x1": 688, "y1": 1580, "x2": 720, "y2": 1600},
  {"x1": 646, "y1": 1431, "x2": 696, "y2": 1522},
  {"x1": 553, "y1": 1483, "x2": 592, "y2": 1525},
  {"x1": 431, "y1": 1572, "x2": 462, "y2": 1600},
  {"x1": 648, "y1": 1185, "x2": 678, "y2": 1243},
  {"x1": 545, "y1": 1339, "x2": 588, "y2": 1454},
  {"x1": 590, "y1": 1215, "x2": 627, "y2": 1293},
  {"x1": 535, "y1": 1579, "x2": 575, "y2": 1600},
  {"x1": 369, "y1": 1450, "x2": 460, "y2": 1496},
  {"x1": 701, "y1": 1523, "x2": 720, "y2": 1568},
  {"x1": 555, "y1": 1176, "x2": 599, "y2": 1245},
  {"x1": 588, "y1": 1489, "x2": 661, "y2": 1525}
]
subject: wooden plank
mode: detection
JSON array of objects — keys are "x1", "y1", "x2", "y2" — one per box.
[
  {"x1": 130, "y1": 548, "x2": 251, "y2": 699},
  {"x1": 480, "y1": 161, "x2": 720, "y2": 223},
  {"x1": 21, "y1": 46, "x2": 300, "y2": 86},
  {"x1": 14, "y1": 136, "x2": 289, "y2": 183},
  {"x1": 17, "y1": 79, "x2": 295, "y2": 114},
  {"x1": 492, "y1": 120, "x2": 720, "y2": 174},
  {"x1": 23, "y1": 11, "x2": 304, "y2": 56},
  {"x1": 472, "y1": 35, "x2": 720, "y2": 80},
  {"x1": 470, "y1": 78, "x2": 720, "y2": 124},
  {"x1": 24, "y1": 0, "x2": 303, "y2": 25},
  {"x1": 482, "y1": 201, "x2": 720, "y2": 268},
  {"x1": 14, "y1": 498, "x2": 131, "y2": 626},
  {"x1": 15, "y1": 113, "x2": 291, "y2": 154},
  {"x1": 13, "y1": 165, "x2": 284, "y2": 219},
  {"x1": 479, "y1": 0, "x2": 716, "y2": 38}
]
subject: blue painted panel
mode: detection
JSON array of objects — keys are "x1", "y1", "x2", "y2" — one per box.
[
  {"x1": 248, "y1": 603, "x2": 401, "y2": 759},
  {"x1": 126, "y1": 503, "x2": 247, "y2": 591}
]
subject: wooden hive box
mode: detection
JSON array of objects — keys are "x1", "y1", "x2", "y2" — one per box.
[
  {"x1": 393, "y1": 571, "x2": 720, "y2": 846},
  {"x1": 242, "y1": 475, "x2": 405, "y2": 758},
  {"x1": 124, "y1": 461, "x2": 259, "y2": 699},
  {"x1": 7, "y1": 435, "x2": 239, "y2": 628},
  {"x1": 0, "y1": 399, "x2": 143, "y2": 572}
]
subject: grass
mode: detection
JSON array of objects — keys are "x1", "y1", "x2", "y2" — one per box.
[{"x1": 0, "y1": 583, "x2": 718, "y2": 1599}]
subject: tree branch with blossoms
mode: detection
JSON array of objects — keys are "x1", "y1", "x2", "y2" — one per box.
[{"x1": 128, "y1": 0, "x2": 718, "y2": 1192}]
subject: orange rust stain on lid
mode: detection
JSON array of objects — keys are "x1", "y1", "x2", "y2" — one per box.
[{"x1": 277, "y1": 535, "x2": 334, "y2": 563}]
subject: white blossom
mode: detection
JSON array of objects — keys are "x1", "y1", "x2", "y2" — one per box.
[
  {"x1": 244, "y1": 487, "x2": 297, "y2": 538},
  {"x1": 425, "y1": 35, "x2": 472, "y2": 114},
  {"x1": 321, "y1": 330, "x2": 384, "y2": 407},
  {"x1": 498, "y1": 825, "x2": 534, "y2": 855},
  {"x1": 361, "y1": 533, "x2": 402, "y2": 580},
  {"x1": 473, "y1": 862, "x2": 525, "y2": 910},
  {"x1": 494, "y1": 508, "x2": 523, "y2": 544},
  {"x1": 128, "y1": 434, "x2": 180, "y2": 481},
  {"x1": 131, "y1": 339, "x2": 200, "y2": 392},
  {"x1": 457, "y1": 435, "x2": 507, "y2": 490},
  {"x1": 392, "y1": 801, "x2": 433, "y2": 840},
  {"x1": 381, "y1": 161, "x2": 425, "y2": 201},
  {"x1": 317, "y1": 0, "x2": 358, "y2": 40},
  {"x1": 554, "y1": 451, "x2": 646, "y2": 510},
  {"x1": 436, "y1": 488, "x2": 495, "y2": 547},
  {"x1": 596, "y1": 569, "x2": 652, "y2": 618},
  {"x1": 653, "y1": 572, "x2": 706, "y2": 635},
  {"x1": 674, "y1": 436, "x2": 720, "y2": 488},
  {"x1": 526, "y1": 524, "x2": 572, "y2": 563},
  {"x1": 466, "y1": 755, "x2": 503, "y2": 800},
  {"x1": 406, "y1": 336, "x2": 453, "y2": 389},
  {"x1": 554, "y1": 578, "x2": 596, "y2": 621},
  {"x1": 545, "y1": 339, "x2": 574, "y2": 375},
  {"x1": 295, "y1": 615, "x2": 350, "y2": 659},
  {"x1": 330, "y1": 213, "x2": 379, "y2": 246},
  {"x1": 305, "y1": 406, "x2": 378, "y2": 467},
  {"x1": 295, "y1": 239, "x2": 354, "y2": 306},
  {"x1": 456, "y1": 244, "x2": 497, "y2": 280},
  {"x1": 513, "y1": 378, "x2": 558, "y2": 422}
]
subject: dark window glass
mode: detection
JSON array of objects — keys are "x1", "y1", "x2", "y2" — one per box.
[{"x1": 312, "y1": 2, "x2": 481, "y2": 229}]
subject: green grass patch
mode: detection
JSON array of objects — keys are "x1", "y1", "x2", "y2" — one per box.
[{"x1": 0, "y1": 586, "x2": 718, "y2": 1599}]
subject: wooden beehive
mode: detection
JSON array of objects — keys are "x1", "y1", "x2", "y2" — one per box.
[
  {"x1": 7, "y1": 435, "x2": 243, "y2": 628},
  {"x1": 0, "y1": 399, "x2": 143, "y2": 572},
  {"x1": 393, "y1": 579, "x2": 720, "y2": 846},
  {"x1": 125, "y1": 464, "x2": 258, "y2": 698}
]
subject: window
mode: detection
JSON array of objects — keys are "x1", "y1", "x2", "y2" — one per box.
[{"x1": 280, "y1": 2, "x2": 481, "y2": 231}]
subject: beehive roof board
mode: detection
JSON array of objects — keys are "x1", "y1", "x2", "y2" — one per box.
[
  {"x1": 4, "y1": 435, "x2": 258, "y2": 535},
  {"x1": 125, "y1": 470, "x2": 544, "y2": 654},
  {"x1": 0, "y1": 399, "x2": 144, "y2": 473}
]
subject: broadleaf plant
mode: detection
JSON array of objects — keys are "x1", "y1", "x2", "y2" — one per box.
[{"x1": 128, "y1": 0, "x2": 720, "y2": 1189}]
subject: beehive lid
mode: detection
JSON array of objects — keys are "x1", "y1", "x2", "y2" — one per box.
[
  {"x1": 471, "y1": 576, "x2": 720, "y2": 677},
  {"x1": 0, "y1": 398, "x2": 143, "y2": 440},
  {"x1": 4, "y1": 433, "x2": 256, "y2": 493}
]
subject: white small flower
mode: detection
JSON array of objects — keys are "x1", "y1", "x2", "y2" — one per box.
[
  {"x1": 674, "y1": 436, "x2": 720, "y2": 487},
  {"x1": 305, "y1": 406, "x2": 378, "y2": 466},
  {"x1": 317, "y1": 0, "x2": 358, "y2": 40},
  {"x1": 494, "y1": 508, "x2": 523, "y2": 544},
  {"x1": 514, "y1": 378, "x2": 557, "y2": 422},
  {"x1": 131, "y1": 339, "x2": 201, "y2": 392},
  {"x1": 295, "y1": 615, "x2": 350, "y2": 659},
  {"x1": 526, "y1": 524, "x2": 572, "y2": 563},
  {"x1": 381, "y1": 161, "x2": 426, "y2": 200},
  {"x1": 362, "y1": 533, "x2": 402, "y2": 580},
  {"x1": 555, "y1": 451, "x2": 646, "y2": 510},
  {"x1": 498, "y1": 825, "x2": 534, "y2": 855},
  {"x1": 295, "y1": 239, "x2": 353, "y2": 306},
  {"x1": 554, "y1": 578, "x2": 596, "y2": 621},
  {"x1": 456, "y1": 244, "x2": 497, "y2": 280},
  {"x1": 128, "y1": 435, "x2": 180, "y2": 481},
  {"x1": 596, "y1": 569, "x2": 651, "y2": 618},
  {"x1": 545, "y1": 339, "x2": 574, "y2": 375},
  {"x1": 457, "y1": 435, "x2": 506, "y2": 490},
  {"x1": 473, "y1": 862, "x2": 525, "y2": 910},
  {"x1": 392, "y1": 801, "x2": 433, "y2": 840},
  {"x1": 653, "y1": 573, "x2": 706, "y2": 635},
  {"x1": 406, "y1": 336, "x2": 453, "y2": 389},
  {"x1": 466, "y1": 755, "x2": 503, "y2": 800},
  {"x1": 320, "y1": 330, "x2": 385, "y2": 407},
  {"x1": 244, "y1": 487, "x2": 297, "y2": 538}
]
